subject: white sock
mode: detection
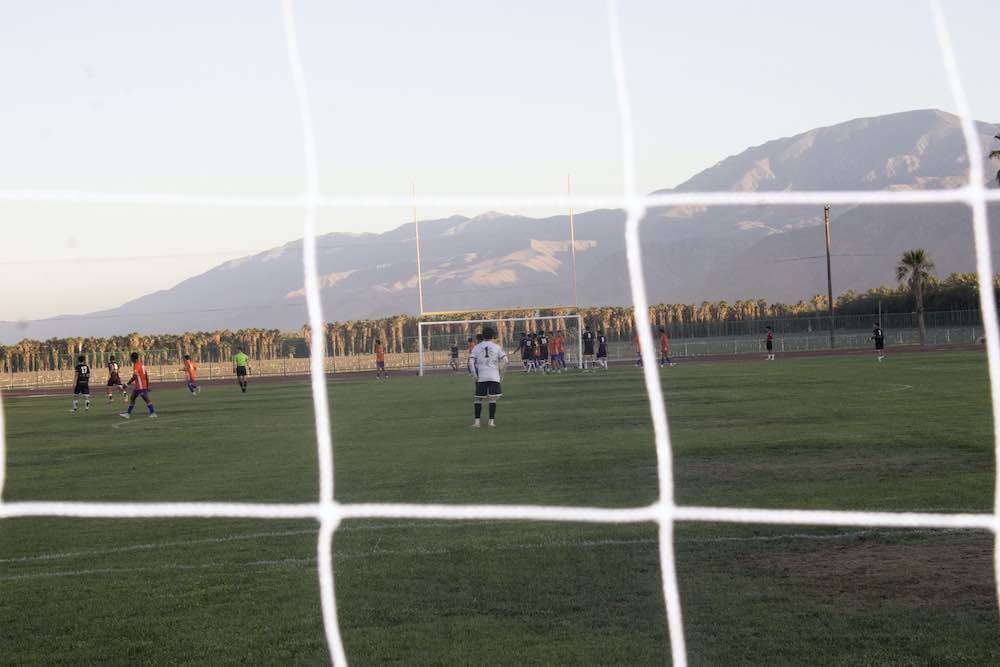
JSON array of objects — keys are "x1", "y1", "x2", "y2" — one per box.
[{"x1": 72, "y1": 400, "x2": 78, "y2": 410}]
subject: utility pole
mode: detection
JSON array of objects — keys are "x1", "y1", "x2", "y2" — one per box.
[
  {"x1": 413, "y1": 182, "x2": 425, "y2": 316},
  {"x1": 824, "y1": 205, "x2": 835, "y2": 349},
  {"x1": 568, "y1": 174, "x2": 578, "y2": 308}
]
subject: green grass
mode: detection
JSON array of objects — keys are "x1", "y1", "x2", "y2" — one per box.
[{"x1": 1, "y1": 352, "x2": 998, "y2": 665}]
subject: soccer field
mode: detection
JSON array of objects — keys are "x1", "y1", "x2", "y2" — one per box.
[{"x1": 1, "y1": 351, "x2": 998, "y2": 665}]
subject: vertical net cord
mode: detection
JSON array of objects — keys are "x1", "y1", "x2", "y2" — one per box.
[
  {"x1": 605, "y1": 1, "x2": 686, "y2": 665},
  {"x1": 279, "y1": 1, "x2": 347, "y2": 665},
  {"x1": 930, "y1": 0, "x2": 1000, "y2": 611}
]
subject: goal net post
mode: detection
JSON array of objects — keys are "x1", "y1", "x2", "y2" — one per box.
[{"x1": 417, "y1": 313, "x2": 584, "y2": 376}]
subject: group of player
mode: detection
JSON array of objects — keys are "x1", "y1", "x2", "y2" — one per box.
[
  {"x1": 69, "y1": 349, "x2": 254, "y2": 418},
  {"x1": 513, "y1": 330, "x2": 571, "y2": 373}
]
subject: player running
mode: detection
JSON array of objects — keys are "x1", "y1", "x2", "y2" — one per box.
[
  {"x1": 70, "y1": 355, "x2": 91, "y2": 413},
  {"x1": 374, "y1": 339, "x2": 388, "y2": 380},
  {"x1": 582, "y1": 325, "x2": 595, "y2": 371},
  {"x1": 119, "y1": 352, "x2": 156, "y2": 419},
  {"x1": 182, "y1": 355, "x2": 199, "y2": 395},
  {"x1": 659, "y1": 328, "x2": 676, "y2": 367},
  {"x1": 449, "y1": 341, "x2": 460, "y2": 371},
  {"x1": 596, "y1": 329, "x2": 609, "y2": 369},
  {"x1": 106, "y1": 354, "x2": 127, "y2": 403},
  {"x1": 234, "y1": 349, "x2": 250, "y2": 392},
  {"x1": 468, "y1": 327, "x2": 507, "y2": 428},
  {"x1": 765, "y1": 326, "x2": 775, "y2": 361},
  {"x1": 872, "y1": 323, "x2": 886, "y2": 362}
]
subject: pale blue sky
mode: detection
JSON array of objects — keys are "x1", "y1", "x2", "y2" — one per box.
[{"x1": 2, "y1": 0, "x2": 998, "y2": 320}]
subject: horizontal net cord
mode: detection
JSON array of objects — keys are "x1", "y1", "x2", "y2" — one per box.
[
  {"x1": 2, "y1": 500, "x2": 995, "y2": 533},
  {"x1": 0, "y1": 187, "x2": 997, "y2": 210},
  {"x1": 673, "y1": 505, "x2": 997, "y2": 531}
]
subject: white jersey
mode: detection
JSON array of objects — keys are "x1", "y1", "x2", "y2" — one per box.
[{"x1": 468, "y1": 341, "x2": 507, "y2": 382}]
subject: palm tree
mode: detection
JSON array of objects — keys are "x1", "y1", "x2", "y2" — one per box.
[
  {"x1": 896, "y1": 249, "x2": 936, "y2": 345},
  {"x1": 990, "y1": 134, "x2": 1000, "y2": 185}
]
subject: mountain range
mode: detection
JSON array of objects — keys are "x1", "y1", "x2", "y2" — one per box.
[{"x1": 4, "y1": 108, "x2": 999, "y2": 343}]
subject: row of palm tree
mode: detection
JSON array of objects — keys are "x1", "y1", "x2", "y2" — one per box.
[
  {"x1": 0, "y1": 250, "x2": 989, "y2": 372},
  {"x1": 0, "y1": 329, "x2": 283, "y2": 375}
]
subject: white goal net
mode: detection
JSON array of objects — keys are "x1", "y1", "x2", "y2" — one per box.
[{"x1": 1, "y1": 1, "x2": 1000, "y2": 667}]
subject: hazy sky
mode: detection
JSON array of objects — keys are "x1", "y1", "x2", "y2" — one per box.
[{"x1": 2, "y1": 0, "x2": 999, "y2": 321}]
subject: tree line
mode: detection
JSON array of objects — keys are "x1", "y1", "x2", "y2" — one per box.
[{"x1": 2, "y1": 270, "x2": 994, "y2": 373}]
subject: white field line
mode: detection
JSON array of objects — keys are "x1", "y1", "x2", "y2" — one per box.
[
  {"x1": 4, "y1": 527, "x2": 991, "y2": 584},
  {"x1": 5, "y1": 517, "x2": 990, "y2": 567},
  {"x1": 8, "y1": 518, "x2": 988, "y2": 567},
  {"x1": 930, "y1": 0, "x2": 1000, "y2": 612},
  {"x1": 0, "y1": 188, "x2": 998, "y2": 210},
  {"x1": 879, "y1": 383, "x2": 914, "y2": 393}
]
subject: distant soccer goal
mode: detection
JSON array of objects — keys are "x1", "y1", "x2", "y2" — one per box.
[{"x1": 417, "y1": 313, "x2": 583, "y2": 376}]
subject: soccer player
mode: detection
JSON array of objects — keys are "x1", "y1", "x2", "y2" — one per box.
[
  {"x1": 531, "y1": 333, "x2": 542, "y2": 371},
  {"x1": 658, "y1": 328, "x2": 676, "y2": 367},
  {"x1": 634, "y1": 333, "x2": 643, "y2": 367},
  {"x1": 552, "y1": 331, "x2": 564, "y2": 372},
  {"x1": 765, "y1": 326, "x2": 775, "y2": 361},
  {"x1": 106, "y1": 354, "x2": 127, "y2": 403},
  {"x1": 449, "y1": 341, "x2": 460, "y2": 372},
  {"x1": 374, "y1": 339, "x2": 388, "y2": 380},
  {"x1": 538, "y1": 331, "x2": 550, "y2": 373},
  {"x1": 70, "y1": 355, "x2": 91, "y2": 413},
  {"x1": 467, "y1": 337, "x2": 476, "y2": 356},
  {"x1": 182, "y1": 355, "x2": 199, "y2": 395},
  {"x1": 518, "y1": 332, "x2": 532, "y2": 372},
  {"x1": 872, "y1": 322, "x2": 886, "y2": 362},
  {"x1": 468, "y1": 327, "x2": 507, "y2": 428},
  {"x1": 234, "y1": 349, "x2": 250, "y2": 392},
  {"x1": 596, "y1": 329, "x2": 609, "y2": 369},
  {"x1": 582, "y1": 325, "x2": 595, "y2": 371},
  {"x1": 119, "y1": 352, "x2": 156, "y2": 419}
]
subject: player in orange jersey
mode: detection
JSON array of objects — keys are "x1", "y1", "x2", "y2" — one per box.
[
  {"x1": 658, "y1": 328, "x2": 676, "y2": 367},
  {"x1": 374, "y1": 339, "x2": 388, "y2": 381},
  {"x1": 119, "y1": 352, "x2": 156, "y2": 419},
  {"x1": 182, "y1": 355, "x2": 199, "y2": 395}
]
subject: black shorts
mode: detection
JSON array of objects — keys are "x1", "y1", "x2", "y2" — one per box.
[
  {"x1": 875, "y1": 340, "x2": 884, "y2": 350},
  {"x1": 597, "y1": 346, "x2": 607, "y2": 358},
  {"x1": 107, "y1": 374, "x2": 122, "y2": 387},
  {"x1": 236, "y1": 366, "x2": 248, "y2": 377},
  {"x1": 474, "y1": 381, "x2": 502, "y2": 398},
  {"x1": 74, "y1": 383, "x2": 90, "y2": 396},
  {"x1": 583, "y1": 343, "x2": 595, "y2": 356},
  {"x1": 766, "y1": 340, "x2": 773, "y2": 351}
]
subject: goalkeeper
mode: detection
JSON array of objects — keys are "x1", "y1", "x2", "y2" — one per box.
[{"x1": 468, "y1": 327, "x2": 507, "y2": 428}]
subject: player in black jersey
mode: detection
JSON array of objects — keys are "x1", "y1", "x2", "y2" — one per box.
[
  {"x1": 872, "y1": 323, "x2": 886, "y2": 362},
  {"x1": 582, "y1": 325, "x2": 595, "y2": 371},
  {"x1": 449, "y1": 342, "x2": 460, "y2": 372},
  {"x1": 538, "y1": 331, "x2": 550, "y2": 373},
  {"x1": 106, "y1": 355, "x2": 128, "y2": 403},
  {"x1": 596, "y1": 330, "x2": 609, "y2": 370},
  {"x1": 71, "y1": 355, "x2": 91, "y2": 413},
  {"x1": 518, "y1": 333, "x2": 532, "y2": 372}
]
